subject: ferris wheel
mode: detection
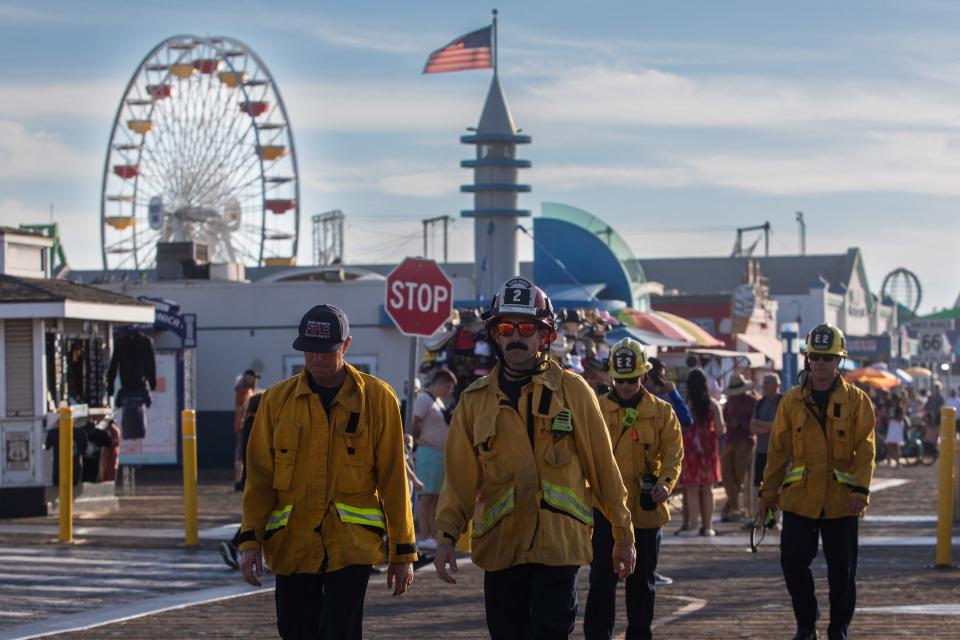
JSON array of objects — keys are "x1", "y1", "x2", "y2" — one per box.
[
  {"x1": 100, "y1": 34, "x2": 300, "y2": 270},
  {"x1": 881, "y1": 267, "x2": 923, "y2": 314}
]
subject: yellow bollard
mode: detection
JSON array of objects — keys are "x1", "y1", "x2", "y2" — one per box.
[
  {"x1": 58, "y1": 407, "x2": 73, "y2": 543},
  {"x1": 935, "y1": 406, "x2": 957, "y2": 568},
  {"x1": 182, "y1": 410, "x2": 199, "y2": 546}
]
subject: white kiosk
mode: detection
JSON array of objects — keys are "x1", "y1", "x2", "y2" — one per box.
[{"x1": 0, "y1": 227, "x2": 154, "y2": 516}]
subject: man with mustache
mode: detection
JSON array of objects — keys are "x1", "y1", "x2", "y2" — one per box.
[{"x1": 434, "y1": 277, "x2": 635, "y2": 639}]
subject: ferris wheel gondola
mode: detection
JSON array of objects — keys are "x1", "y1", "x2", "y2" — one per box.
[{"x1": 100, "y1": 34, "x2": 300, "y2": 270}]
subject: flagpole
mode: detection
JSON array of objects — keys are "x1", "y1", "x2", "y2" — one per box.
[{"x1": 492, "y1": 8, "x2": 498, "y2": 76}]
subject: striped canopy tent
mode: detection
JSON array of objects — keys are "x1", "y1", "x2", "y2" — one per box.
[
  {"x1": 614, "y1": 308, "x2": 723, "y2": 348},
  {"x1": 655, "y1": 310, "x2": 724, "y2": 347},
  {"x1": 845, "y1": 366, "x2": 901, "y2": 389}
]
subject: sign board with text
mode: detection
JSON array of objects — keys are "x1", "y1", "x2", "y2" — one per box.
[
  {"x1": 385, "y1": 258, "x2": 453, "y2": 337},
  {"x1": 918, "y1": 331, "x2": 951, "y2": 359}
]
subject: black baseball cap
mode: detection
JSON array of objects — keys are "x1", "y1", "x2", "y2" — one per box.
[{"x1": 292, "y1": 304, "x2": 350, "y2": 353}]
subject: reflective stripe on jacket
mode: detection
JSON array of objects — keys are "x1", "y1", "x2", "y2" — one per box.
[
  {"x1": 598, "y1": 389, "x2": 684, "y2": 529},
  {"x1": 239, "y1": 364, "x2": 417, "y2": 574},
  {"x1": 435, "y1": 361, "x2": 634, "y2": 572},
  {"x1": 759, "y1": 375, "x2": 876, "y2": 519}
]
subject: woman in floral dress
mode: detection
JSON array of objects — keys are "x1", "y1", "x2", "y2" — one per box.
[{"x1": 676, "y1": 369, "x2": 725, "y2": 536}]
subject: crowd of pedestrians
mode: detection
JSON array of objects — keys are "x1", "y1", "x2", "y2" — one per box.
[
  {"x1": 219, "y1": 288, "x2": 950, "y2": 639},
  {"x1": 865, "y1": 381, "x2": 957, "y2": 466}
]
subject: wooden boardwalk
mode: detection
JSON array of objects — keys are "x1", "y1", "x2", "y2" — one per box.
[{"x1": 2, "y1": 461, "x2": 958, "y2": 639}]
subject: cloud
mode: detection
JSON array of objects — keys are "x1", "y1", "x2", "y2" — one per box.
[
  {"x1": 282, "y1": 81, "x2": 478, "y2": 133},
  {"x1": 0, "y1": 120, "x2": 98, "y2": 179},
  {"x1": 299, "y1": 127, "x2": 960, "y2": 199},
  {"x1": 687, "y1": 130, "x2": 960, "y2": 195},
  {"x1": 378, "y1": 168, "x2": 462, "y2": 197},
  {"x1": 531, "y1": 165, "x2": 694, "y2": 191},
  {"x1": 0, "y1": 80, "x2": 122, "y2": 120},
  {"x1": 5, "y1": 58, "x2": 960, "y2": 138},
  {"x1": 301, "y1": 160, "x2": 461, "y2": 197},
  {"x1": 0, "y1": 3, "x2": 71, "y2": 23},
  {"x1": 520, "y1": 65, "x2": 960, "y2": 130},
  {"x1": 257, "y1": 14, "x2": 429, "y2": 54}
]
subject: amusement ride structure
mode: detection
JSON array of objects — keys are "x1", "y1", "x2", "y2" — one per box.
[{"x1": 100, "y1": 35, "x2": 300, "y2": 270}]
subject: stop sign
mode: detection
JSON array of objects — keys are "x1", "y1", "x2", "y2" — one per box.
[{"x1": 385, "y1": 258, "x2": 453, "y2": 336}]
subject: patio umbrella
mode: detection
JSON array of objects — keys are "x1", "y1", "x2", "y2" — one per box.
[
  {"x1": 894, "y1": 368, "x2": 914, "y2": 384},
  {"x1": 903, "y1": 366, "x2": 933, "y2": 378},
  {"x1": 845, "y1": 367, "x2": 901, "y2": 389},
  {"x1": 653, "y1": 310, "x2": 724, "y2": 347},
  {"x1": 614, "y1": 308, "x2": 695, "y2": 344},
  {"x1": 604, "y1": 325, "x2": 688, "y2": 348}
]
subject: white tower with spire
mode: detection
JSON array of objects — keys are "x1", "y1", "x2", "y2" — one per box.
[{"x1": 460, "y1": 74, "x2": 531, "y2": 302}]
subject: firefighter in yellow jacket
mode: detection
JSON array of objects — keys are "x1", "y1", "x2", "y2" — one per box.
[
  {"x1": 434, "y1": 277, "x2": 636, "y2": 639},
  {"x1": 584, "y1": 338, "x2": 683, "y2": 640},
  {"x1": 239, "y1": 304, "x2": 417, "y2": 640},
  {"x1": 759, "y1": 323, "x2": 876, "y2": 640}
]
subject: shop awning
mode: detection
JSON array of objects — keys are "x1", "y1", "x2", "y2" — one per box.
[
  {"x1": 736, "y1": 332, "x2": 783, "y2": 370},
  {"x1": 604, "y1": 325, "x2": 688, "y2": 348},
  {"x1": 615, "y1": 308, "x2": 724, "y2": 348},
  {"x1": 654, "y1": 310, "x2": 724, "y2": 347},
  {"x1": 0, "y1": 274, "x2": 155, "y2": 323}
]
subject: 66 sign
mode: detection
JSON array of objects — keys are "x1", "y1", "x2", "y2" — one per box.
[{"x1": 385, "y1": 258, "x2": 453, "y2": 337}]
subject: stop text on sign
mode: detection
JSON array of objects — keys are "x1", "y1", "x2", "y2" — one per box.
[{"x1": 388, "y1": 281, "x2": 450, "y2": 314}]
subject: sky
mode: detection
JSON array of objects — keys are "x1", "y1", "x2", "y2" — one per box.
[{"x1": 1, "y1": 0, "x2": 958, "y2": 314}]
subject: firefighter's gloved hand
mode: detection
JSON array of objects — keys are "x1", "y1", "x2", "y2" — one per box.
[
  {"x1": 434, "y1": 543, "x2": 459, "y2": 584},
  {"x1": 240, "y1": 547, "x2": 263, "y2": 587},
  {"x1": 612, "y1": 543, "x2": 636, "y2": 579}
]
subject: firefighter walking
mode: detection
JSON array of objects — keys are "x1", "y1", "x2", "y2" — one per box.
[
  {"x1": 759, "y1": 323, "x2": 876, "y2": 640},
  {"x1": 584, "y1": 338, "x2": 683, "y2": 640},
  {"x1": 434, "y1": 276, "x2": 636, "y2": 639},
  {"x1": 238, "y1": 304, "x2": 417, "y2": 639}
]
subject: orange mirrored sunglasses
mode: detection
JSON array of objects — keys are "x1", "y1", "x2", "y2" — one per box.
[{"x1": 496, "y1": 321, "x2": 539, "y2": 338}]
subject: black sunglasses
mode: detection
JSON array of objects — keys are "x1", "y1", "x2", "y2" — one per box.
[
  {"x1": 808, "y1": 354, "x2": 837, "y2": 363},
  {"x1": 614, "y1": 377, "x2": 641, "y2": 385}
]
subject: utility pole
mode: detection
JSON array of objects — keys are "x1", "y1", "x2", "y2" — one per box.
[
  {"x1": 422, "y1": 215, "x2": 451, "y2": 263},
  {"x1": 731, "y1": 222, "x2": 771, "y2": 258},
  {"x1": 796, "y1": 211, "x2": 806, "y2": 255}
]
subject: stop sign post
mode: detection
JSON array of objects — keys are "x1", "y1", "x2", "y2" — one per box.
[{"x1": 385, "y1": 258, "x2": 453, "y2": 430}]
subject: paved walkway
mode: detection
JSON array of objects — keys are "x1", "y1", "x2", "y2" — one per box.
[{"x1": 0, "y1": 461, "x2": 956, "y2": 638}]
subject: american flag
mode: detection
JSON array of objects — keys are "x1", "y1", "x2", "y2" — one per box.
[{"x1": 423, "y1": 26, "x2": 493, "y2": 74}]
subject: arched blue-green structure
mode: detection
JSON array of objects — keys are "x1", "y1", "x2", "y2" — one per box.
[{"x1": 533, "y1": 202, "x2": 649, "y2": 311}]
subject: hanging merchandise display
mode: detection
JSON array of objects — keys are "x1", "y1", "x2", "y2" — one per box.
[{"x1": 107, "y1": 328, "x2": 157, "y2": 440}]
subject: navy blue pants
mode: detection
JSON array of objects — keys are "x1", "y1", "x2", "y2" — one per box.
[
  {"x1": 584, "y1": 509, "x2": 661, "y2": 640},
  {"x1": 274, "y1": 565, "x2": 370, "y2": 640},
  {"x1": 780, "y1": 511, "x2": 859, "y2": 640},
  {"x1": 484, "y1": 563, "x2": 580, "y2": 640}
]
